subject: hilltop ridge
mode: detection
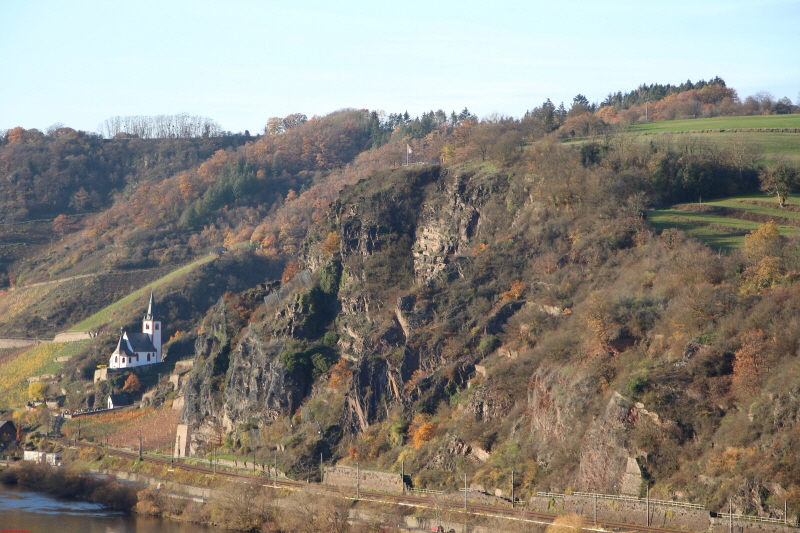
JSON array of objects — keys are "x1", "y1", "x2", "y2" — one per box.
[{"x1": 2, "y1": 86, "x2": 800, "y2": 521}]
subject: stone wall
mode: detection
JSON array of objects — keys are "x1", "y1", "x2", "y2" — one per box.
[
  {"x1": 0, "y1": 339, "x2": 39, "y2": 349},
  {"x1": 323, "y1": 465, "x2": 405, "y2": 493},
  {"x1": 92, "y1": 468, "x2": 212, "y2": 501},
  {"x1": 528, "y1": 493, "x2": 796, "y2": 533},
  {"x1": 52, "y1": 332, "x2": 92, "y2": 342},
  {"x1": 529, "y1": 493, "x2": 710, "y2": 531}
]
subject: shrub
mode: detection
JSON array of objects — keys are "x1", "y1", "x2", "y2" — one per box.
[
  {"x1": 411, "y1": 422, "x2": 436, "y2": 449},
  {"x1": 478, "y1": 335, "x2": 501, "y2": 357},
  {"x1": 627, "y1": 376, "x2": 649, "y2": 397},
  {"x1": 122, "y1": 373, "x2": 141, "y2": 393},
  {"x1": 320, "y1": 231, "x2": 341, "y2": 257}
]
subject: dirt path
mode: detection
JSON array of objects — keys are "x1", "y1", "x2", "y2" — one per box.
[
  {"x1": 0, "y1": 338, "x2": 43, "y2": 348},
  {"x1": 8, "y1": 264, "x2": 172, "y2": 292},
  {"x1": 0, "y1": 332, "x2": 93, "y2": 346},
  {"x1": 10, "y1": 272, "x2": 101, "y2": 291}
]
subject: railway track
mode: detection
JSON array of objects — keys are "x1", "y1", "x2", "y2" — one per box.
[{"x1": 68, "y1": 441, "x2": 699, "y2": 533}]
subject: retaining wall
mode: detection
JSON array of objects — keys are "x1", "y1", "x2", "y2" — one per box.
[
  {"x1": 0, "y1": 338, "x2": 40, "y2": 348},
  {"x1": 529, "y1": 494, "x2": 797, "y2": 533},
  {"x1": 323, "y1": 465, "x2": 405, "y2": 493},
  {"x1": 52, "y1": 332, "x2": 92, "y2": 342}
]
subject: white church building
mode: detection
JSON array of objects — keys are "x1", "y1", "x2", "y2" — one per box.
[{"x1": 109, "y1": 292, "x2": 162, "y2": 369}]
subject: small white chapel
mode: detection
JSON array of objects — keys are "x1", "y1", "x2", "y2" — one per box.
[{"x1": 108, "y1": 292, "x2": 162, "y2": 369}]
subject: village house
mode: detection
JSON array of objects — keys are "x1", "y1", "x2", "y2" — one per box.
[
  {"x1": 107, "y1": 393, "x2": 131, "y2": 409},
  {"x1": 108, "y1": 292, "x2": 162, "y2": 369},
  {"x1": 23, "y1": 450, "x2": 62, "y2": 466},
  {"x1": 0, "y1": 420, "x2": 17, "y2": 444}
]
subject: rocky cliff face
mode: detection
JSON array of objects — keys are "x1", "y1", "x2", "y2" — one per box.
[
  {"x1": 411, "y1": 171, "x2": 488, "y2": 284},
  {"x1": 179, "y1": 289, "x2": 301, "y2": 452},
  {"x1": 172, "y1": 162, "x2": 792, "y2": 517},
  {"x1": 179, "y1": 165, "x2": 506, "y2": 452},
  {"x1": 222, "y1": 328, "x2": 292, "y2": 428}
]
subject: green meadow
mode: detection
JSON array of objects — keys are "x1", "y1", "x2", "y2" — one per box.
[
  {"x1": 629, "y1": 114, "x2": 800, "y2": 133},
  {"x1": 649, "y1": 193, "x2": 800, "y2": 251}
]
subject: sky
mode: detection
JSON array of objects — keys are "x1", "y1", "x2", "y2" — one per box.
[{"x1": 1, "y1": 0, "x2": 799, "y2": 135}]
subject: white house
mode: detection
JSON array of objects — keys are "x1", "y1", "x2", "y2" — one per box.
[
  {"x1": 107, "y1": 393, "x2": 131, "y2": 409},
  {"x1": 23, "y1": 451, "x2": 62, "y2": 466},
  {"x1": 108, "y1": 292, "x2": 162, "y2": 369}
]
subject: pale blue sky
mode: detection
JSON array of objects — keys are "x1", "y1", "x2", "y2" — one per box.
[{"x1": 1, "y1": 0, "x2": 798, "y2": 134}]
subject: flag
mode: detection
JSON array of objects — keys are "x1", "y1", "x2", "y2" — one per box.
[{"x1": 407, "y1": 144, "x2": 413, "y2": 154}]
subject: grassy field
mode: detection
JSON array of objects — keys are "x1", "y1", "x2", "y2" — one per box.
[
  {"x1": 0, "y1": 341, "x2": 89, "y2": 408},
  {"x1": 622, "y1": 115, "x2": 800, "y2": 164},
  {"x1": 629, "y1": 114, "x2": 800, "y2": 133},
  {"x1": 629, "y1": 131, "x2": 800, "y2": 165},
  {"x1": 69, "y1": 252, "x2": 217, "y2": 332},
  {"x1": 649, "y1": 193, "x2": 800, "y2": 251}
]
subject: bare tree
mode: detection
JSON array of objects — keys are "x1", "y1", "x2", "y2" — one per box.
[
  {"x1": 99, "y1": 113, "x2": 222, "y2": 139},
  {"x1": 209, "y1": 481, "x2": 275, "y2": 530},
  {"x1": 279, "y1": 488, "x2": 352, "y2": 533},
  {"x1": 726, "y1": 135, "x2": 761, "y2": 182}
]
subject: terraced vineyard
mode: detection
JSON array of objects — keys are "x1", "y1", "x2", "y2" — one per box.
[
  {"x1": 0, "y1": 341, "x2": 89, "y2": 408},
  {"x1": 62, "y1": 407, "x2": 180, "y2": 450},
  {"x1": 649, "y1": 193, "x2": 800, "y2": 250}
]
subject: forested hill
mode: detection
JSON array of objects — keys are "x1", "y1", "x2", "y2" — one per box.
[{"x1": 2, "y1": 81, "x2": 800, "y2": 520}]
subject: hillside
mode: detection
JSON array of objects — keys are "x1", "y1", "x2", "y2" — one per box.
[
  {"x1": 177, "y1": 156, "x2": 800, "y2": 519},
  {"x1": 2, "y1": 86, "x2": 800, "y2": 521}
]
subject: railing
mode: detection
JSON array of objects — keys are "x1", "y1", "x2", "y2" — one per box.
[
  {"x1": 537, "y1": 491, "x2": 706, "y2": 510},
  {"x1": 410, "y1": 488, "x2": 445, "y2": 495},
  {"x1": 716, "y1": 512, "x2": 797, "y2": 527}
]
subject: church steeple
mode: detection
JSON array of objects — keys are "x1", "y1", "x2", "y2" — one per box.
[
  {"x1": 141, "y1": 291, "x2": 162, "y2": 362},
  {"x1": 144, "y1": 291, "x2": 156, "y2": 321}
]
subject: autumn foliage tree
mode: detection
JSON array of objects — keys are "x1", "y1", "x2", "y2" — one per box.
[
  {"x1": 320, "y1": 231, "x2": 341, "y2": 257},
  {"x1": 742, "y1": 220, "x2": 784, "y2": 292},
  {"x1": 122, "y1": 373, "x2": 142, "y2": 393},
  {"x1": 733, "y1": 329, "x2": 770, "y2": 397},
  {"x1": 281, "y1": 261, "x2": 301, "y2": 283},
  {"x1": 28, "y1": 382, "x2": 47, "y2": 402},
  {"x1": 409, "y1": 413, "x2": 436, "y2": 449}
]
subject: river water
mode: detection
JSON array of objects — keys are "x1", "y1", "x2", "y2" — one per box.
[{"x1": 0, "y1": 483, "x2": 219, "y2": 533}]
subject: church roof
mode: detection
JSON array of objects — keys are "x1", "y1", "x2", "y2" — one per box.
[
  {"x1": 144, "y1": 291, "x2": 156, "y2": 321},
  {"x1": 113, "y1": 335, "x2": 135, "y2": 357},
  {"x1": 126, "y1": 332, "x2": 157, "y2": 354}
]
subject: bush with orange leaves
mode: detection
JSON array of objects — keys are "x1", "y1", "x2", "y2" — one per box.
[
  {"x1": 281, "y1": 261, "x2": 300, "y2": 283},
  {"x1": 732, "y1": 329, "x2": 771, "y2": 397},
  {"x1": 408, "y1": 413, "x2": 436, "y2": 449},
  {"x1": 327, "y1": 359, "x2": 353, "y2": 391},
  {"x1": 348, "y1": 444, "x2": 360, "y2": 461},
  {"x1": 320, "y1": 231, "x2": 341, "y2": 257},
  {"x1": 501, "y1": 280, "x2": 527, "y2": 301}
]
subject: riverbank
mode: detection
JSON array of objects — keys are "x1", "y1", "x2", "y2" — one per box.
[
  {"x1": 0, "y1": 460, "x2": 137, "y2": 511},
  {"x1": 99, "y1": 464, "x2": 549, "y2": 533},
  {"x1": 0, "y1": 482, "x2": 215, "y2": 533}
]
